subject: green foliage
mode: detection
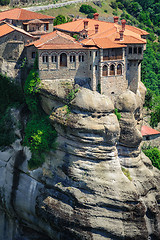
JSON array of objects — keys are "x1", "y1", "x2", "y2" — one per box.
[
  {"x1": 121, "y1": 167, "x2": 132, "y2": 180},
  {"x1": 0, "y1": 74, "x2": 24, "y2": 147},
  {"x1": 141, "y1": 41, "x2": 160, "y2": 95},
  {"x1": 114, "y1": 108, "x2": 121, "y2": 121},
  {"x1": 24, "y1": 114, "x2": 57, "y2": 169},
  {"x1": 54, "y1": 15, "x2": 67, "y2": 26},
  {"x1": 24, "y1": 70, "x2": 40, "y2": 113},
  {"x1": 66, "y1": 88, "x2": 79, "y2": 103},
  {"x1": 110, "y1": 1, "x2": 118, "y2": 10},
  {"x1": 24, "y1": 68, "x2": 57, "y2": 169},
  {"x1": 144, "y1": 89, "x2": 153, "y2": 109},
  {"x1": 0, "y1": 74, "x2": 24, "y2": 114},
  {"x1": 104, "y1": 9, "x2": 108, "y2": 13},
  {"x1": 73, "y1": 34, "x2": 79, "y2": 40},
  {"x1": 142, "y1": 146, "x2": 160, "y2": 170},
  {"x1": 79, "y1": 4, "x2": 97, "y2": 14},
  {"x1": 87, "y1": 13, "x2": 94, "y2": 19},
  {"x1": 113, "y1": 10, "x2": 118, "y2": 16},
  {"x1": 150, "y1": 95, "x2": 160, "y2": 128},
  {"x1": 127, "y1": 2, "x2": 142, "y2": 18},
  {"x1": 0, "y1": 108, "x2": 16, "y2": 147},
  {"x1": 0, "y1": 0, "x2": 9, "y2": 6}
]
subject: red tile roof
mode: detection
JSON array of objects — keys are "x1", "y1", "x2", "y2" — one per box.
[
  {"x1": 0, "y1": 8, "x2": 54, "y2": 21},
  {"x1": 54, "y1": 18, "x2": 148, "y2": 46},
  {"x1": 28, "y1": 30, "x2": 87, "y2": 50},
  {"x1": 0, "y1": 23, "x2": 14, "y2": 37},
  {"x1": 81, "y1": 37, "x2": 126, "y2": 49},
  {"x1": 141, "y1": 125, "x2": 160, "y2": 136},
  {"x1": 0, "y1": 22, "x2": 35, "y2": 38}
]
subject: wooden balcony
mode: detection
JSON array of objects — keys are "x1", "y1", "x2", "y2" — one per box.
[{"x1": 103, "y1": 55, "x2": 123, "y2": 61}]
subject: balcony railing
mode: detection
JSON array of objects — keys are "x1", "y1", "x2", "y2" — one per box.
[{"x1": 103, "y1": 55, "x2": 123, "y2": 61}]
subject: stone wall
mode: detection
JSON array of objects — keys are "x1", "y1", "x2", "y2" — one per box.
[
  {"x1": 38, "y1": 48, "x2": 89, "y2": 81},
  {"x1": 0, "y1": 30, "x2": 34, "y2": 79}
]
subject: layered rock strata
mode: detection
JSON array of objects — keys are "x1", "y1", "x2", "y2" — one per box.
[{"x1": 0, "y1": 80, "x2": 160, "y2": 240}]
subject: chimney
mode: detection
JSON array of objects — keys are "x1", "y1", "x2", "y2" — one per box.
[
  {"x1": 83, "y1": 20, "x2": 89, "y2": 30},
  {"x1": 121, "y1": 19, "x2": 126, "y2": 31},
  {"x1": 95, "y1": 24, "x2": 99, "y2": 34},
  {"x1": 119, "y1": 30, "x2": 124, "y2": 40},
  {"x1": 93, "y1": 13, "x2": 99, "y2": 20},
  {"x1": 113, "y1": 16, "x2": 119, "y2": 23}
]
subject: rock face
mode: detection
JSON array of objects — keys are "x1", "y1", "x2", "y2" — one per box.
[{"x1": 0, "y1": 80, "x2": 160, "y2": 240}]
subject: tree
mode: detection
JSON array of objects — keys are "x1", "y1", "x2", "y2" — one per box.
[
  {"x1": 79, "y1": 4, "x2": 97, "y2": 14},
  {"x1": 54, "y1": 15, "x2": 67, "y2": 26},
  {"x1": 127, "y1": 2, "x2": 142, "y2": 17},
  {"x1": 0, "y1": 0, "x2": 9, "y2": 6}
]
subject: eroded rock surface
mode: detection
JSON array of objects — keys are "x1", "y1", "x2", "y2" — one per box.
[{"x1": 0, "y1": 80, "x2": 160, "y2": 240}]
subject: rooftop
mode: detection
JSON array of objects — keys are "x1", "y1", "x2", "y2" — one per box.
[
  {"x1": 0, "y1": 22, "x2": 36, "y2": 38},
  {"x1": 141, "y1": 125, "x2": 160, "y2": 136},
  {"x1": 28, "y1": 30, "x2": 90, "y2": 50},
  {"x1": 54, "y1": 18, "x2": 148, "y2": 47},
  {"x1": 0, "y1": 8, "x2": 54, "y2": 21}
]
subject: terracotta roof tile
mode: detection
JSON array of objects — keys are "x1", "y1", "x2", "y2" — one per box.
[
  {"x1": 55, "y1": 18, "x2": 114, "y2": 34},
  {"x1": 0, "y1": 23, "x2": 14, "y2": 37},
  {"x1": 0, "y1": 8, "x2": 54, "y2": 21},
  {"x1": 28, "y1": 30, "x2": 84, "y2": 49},
  {"x1": 0, "y1": 22, "x2": 35, "y2": 38},
  {"x1": 141, "y1": 125, "x2": 160, "y2": 136},
  {"x1": 55, "y1": 18, "x2": 148, "y2": 46}
]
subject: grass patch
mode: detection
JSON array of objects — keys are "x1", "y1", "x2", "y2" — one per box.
[
  {"x1": 38, "y1": 0, "x2": 120, "y2": 20},
  {"x1": 121, "y1": 167, "x2": 132, "y2": 181}
]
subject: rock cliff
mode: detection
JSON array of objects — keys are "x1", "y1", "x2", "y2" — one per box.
[{"x1": 0, "y1": 80, "x2": 160, "y2": 240}]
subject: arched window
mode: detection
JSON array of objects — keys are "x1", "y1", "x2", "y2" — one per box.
[
  {"x1": 70, "y1": 54, "x2": 75, "y2": 62},
  {"x1": 42, "y1": 54, "x2": 48, "y2": 63},
  {"x1": 51, "y1": 55, "x2": 57, "y2": 63},
  {"x1": 110, "y1": 64, "x2": 115, "y2": 75},
  {"x1": 79, "y1": 54, "x2": 84, "y2": 62},
  {"x1": 60, "y1": 53, "x2": 67, "y2": 67},
  {"x1": 117, "y1": 64, "x2": 122, "y2": 75},
  {"x1": 102, "y1": 65, "x2": 108, "y2": 76}
]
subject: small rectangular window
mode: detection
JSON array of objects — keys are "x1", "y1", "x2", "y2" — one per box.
[
  {"x1": 32, "y1": 52, "x2": 35, "y2": 59},
  {"x1": 138, "y1": 47, "x2": 142, "y2": 54},
  {"x1": 90, "y1": 51, "x2": 92, "y2": 56},
  {"x1": 134, "y1": 47, "x2": 137, "y2": 54},
  {"x1": 42, "y1": 55, "x2": 48, "y2": 63},
  {"x1": 90, "y1": 65, "x2": 92, "y2": 70},
  {"x1": 51, "y1": 55, "x2": 57, "y2": 63},
  {"x1": 95, "y1": 51, "x2": 98, "y2": 57},
  {"x1": 95, "y1": 65, "x2": 97, "y2": 70},
  {"x1": 129, "y1": 47, "x2": 132, "y2": 54},
  {"x1": 70, "y1": 55, "x2": 75, "y2": 62}
]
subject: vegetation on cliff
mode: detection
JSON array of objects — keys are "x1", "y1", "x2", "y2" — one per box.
[
  {"x1": 143, "y1": 146, "x2": 160, "y2": 170},
  {"x1": 0, "y1": 74, "x2": 24, "y2": 147},
  {"x1": 24, "y1": 68, "x2": 57, "y2": 169}
]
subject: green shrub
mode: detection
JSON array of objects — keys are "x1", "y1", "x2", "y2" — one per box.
[
  {"x1": 110, "y1": 1, "x2": 118, "y2": 10},
  {"x1": 0, "y1": 74, "x2": 24, "y2": 114},
  {"x1": 87, "y1": 13, "x2": 94, "y2": 19},
  {"x1": 121, "y1": 167, "x2": 132, "y2": 181},
  {"x1": 0, "y1": 74, "x2": 24, "y2": 147},
  {"x1": 114, "y1": 108, "x2": 121, "y2": 120},
  {"x1": 0, "y1": 0, "x2": 9, "y2": 6},
  {"x1": 54, "y1": 15, "x2": 67, "y2": 26},
  {"x1": 0, "y1": 108, "x2": 16, "y2": 147},
  {"x1": 79, "y1": 4, "x2": 97, "y2": 14},
  {"x1": 24, "y1": 68, "x2": 57, "y2": 169},
  {"x1": 142, "y1": 146, "x2": 160, "y2": 170},
  {"x1": 113, "y1": 10, "x2": 118, "y2": 16}
]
